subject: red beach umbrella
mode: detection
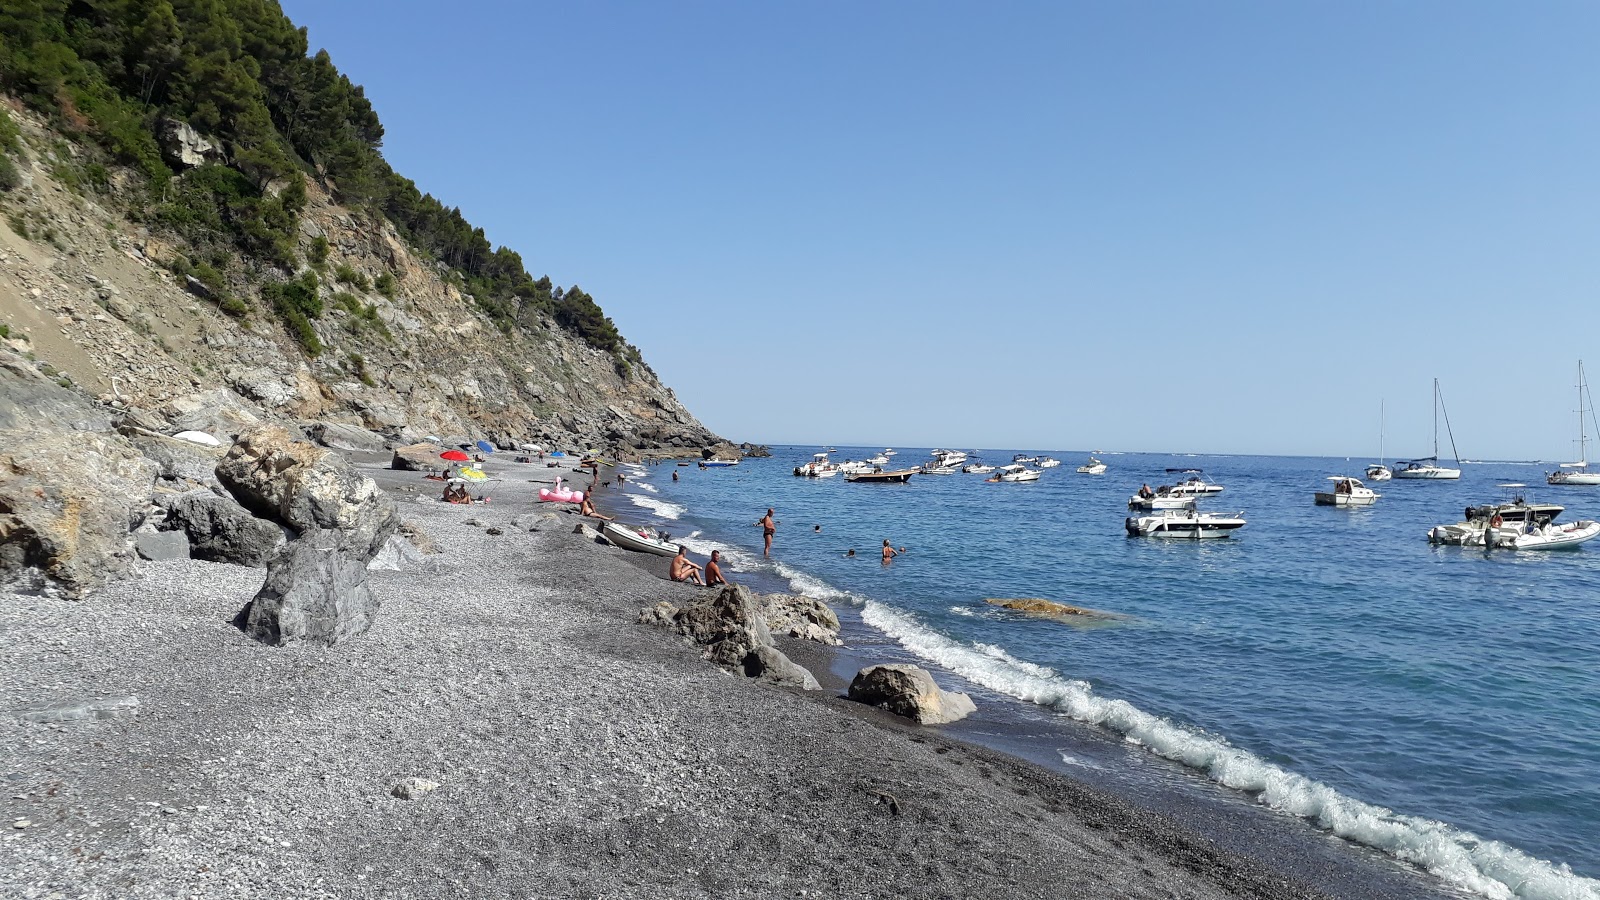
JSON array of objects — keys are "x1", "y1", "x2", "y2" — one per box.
[{"x1": 440, "y1": 449, "x2": 471, "y2": 462}]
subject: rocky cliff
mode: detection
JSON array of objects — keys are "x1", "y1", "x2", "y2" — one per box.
[{"x1": 0, "y1": 102, "x2": 724, "y2": 457}]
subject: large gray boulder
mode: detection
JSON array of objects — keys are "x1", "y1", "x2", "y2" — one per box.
[
  {"x1": 158, "y1": 388, "x2": 260, "y2": 437},
  {"x1": 235, "y1": 530, "x2": 380, "y2": 646},
  {"x1": 0, "y1": 352, "x2": 158, "y2": 597},
  {"x1": 307, "y1": 422, "x2": 387, "y2": 454},
  {"x1": 743, "y1": 645, "x2": 821, "y2": 690},
  {"x1": 760, "y1": 592, "x2": 842, "y2": 645},
  {"x1": 122, "y1": 430, "x2": 226, "y2": 491},
  {"x1": 161, "y1": 490, "x2": 286, "y2": 567},
  {"x1": 216, "y1": 424, "x2": 399, "y2": 561},
  {"x1": 390, "y1": 442, "x2": 442, "y2": 471},
  {"x1": 848, "y1": 664, "x2": 976, "y2": 725},
  {"x1": 642, "y1": 585, "x2": 818, "y2": 690}
]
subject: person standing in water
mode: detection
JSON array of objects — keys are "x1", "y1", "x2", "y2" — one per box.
[
  {"x1": 756, "y1": 508, "x2": 777, "y2": 557},
  {"x1": 882, "y1": 540, "x2": 898, "y2": 565}
]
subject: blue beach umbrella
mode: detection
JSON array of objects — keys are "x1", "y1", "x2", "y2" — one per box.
[{"x1": 476, "y1": 440, "x2": 495, "y2": 454}]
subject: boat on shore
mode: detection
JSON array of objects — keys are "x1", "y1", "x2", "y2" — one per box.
[
  {"x1": 1548, "y1": 361, "x2": 1600, "y2": 486},
  {"x1": 1394, "y1": 380, "x2": 1462, "y2": 479},
  {"x1": 846, "y1": 467, "x2": 917, "y2": 484},
  {"x1": 1126, "y1": 508, "x2": 1247, "y2": 538},
  {"x1": 1314, "y1": 476, "x2": 1379, "y2": 507},
  {"x1": 601, "y1": 522, "x2": 679, "y2": 557}
]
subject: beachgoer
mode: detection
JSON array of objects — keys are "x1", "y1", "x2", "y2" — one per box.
[
  {"x1": 442, "y1": 482, "x2": 469, "y2": 504},
  {"x1": 882, "y1": 540, "x2": 898, "y2": 564},
  {"x1": 756, "y1": 508, "x2": 777, "y2": 557},
  {"x1": 814, "y1": 524, "x2": 822, "y2": 533},
  {"x1": 670, "y1": 546, "x2": 704, "y2": 585},
  {"x1": 579, "y1": 496, "x2": 613, "y2": 521},
  {"x1": 845, "y1": 549, "x2": 856, "y2": 558},
  {"x1": 705, "y1": 550, "x2": 730, "y2": 587},
  {"x1": 672, "y1": 470, "x2": 679, "y2": 482}
]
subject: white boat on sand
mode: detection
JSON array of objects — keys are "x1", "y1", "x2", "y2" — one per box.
[
  {"x1": 1394, "y1": 379, "x2": 1461, "y2": 480},
  {"x1": 602, "y1": 522, "x2": 679, "y2": 557},
  {"x1": 1126, "y1": 508, "x2": 1246, "y2": 538},
  {"x1": 1548, "y1": 361, "x2": 1600, "y2": 486},
  {"x1": 1315, "y1": 476, "x2": 1380, "y2": 507}
]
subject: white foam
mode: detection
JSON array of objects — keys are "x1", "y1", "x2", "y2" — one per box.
[
  {"x1": 676, "y1": 534, "x2": 761, "y2": 570},
  {"x1": 949, "y1": 606, "x2": 977, "y2": 617},
  {"x1": 771, "y1": 561, "x2": 866, "y2": 606},
  {"x1": 634, "y1": 482, "x2": 659, "y2": 494},
  {"x1": 626, "y1": 495, "x2": 685, "y2": 520},
  {"x1": 860, "y1": 601, "x2": 1600, "y2": 900}
]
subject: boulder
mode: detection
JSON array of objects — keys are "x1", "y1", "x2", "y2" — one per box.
[
  {"x1": 135, "y1": 529, "x2": 190, "y2": 562},
  {"x1": 671, "y1": 584, "x2": 773, "y2": 662},
  {"x1": 156, "y1": 117, "x2": 222, "y2": 170},
  {"x1": 0, "y1": 352, "x2": 158, "y2": 597},
  {"x1": 122, "y1": 430, "x2": 225, "y2": 490},
  {"x1": 159, "y1": 389, "x2": 261, "y2": 437},
  {"x1": 700, "y1": 442, "x2": 741, "y2": 462},
  {"x1": 742, "y1": 645, "x2": 820, "y2": 690},
  {"x1": 216, "y1": 424, "x2": 399, "y2": 561},
  {"x1": 161, "y1": 490, "x2": 286, "y2": 567},
  {"x1": 847, "y1": 664, "x2": 976, "y2": 725},
  {"x1": 390, "y1": 442, "x2": 441, "y2": 471},
  {"x1": 391, "y1": 777, "x2": 439, "y2": 800},
  {"x1": 367, "y1": 534, "x2": 424, "y2": 572},
  {"x1": 235, "y1": 530, "x2": 380, "y2": 646},
  {"x1": 307, "y1": 421, "x2": 387, "y2": 454},
  {"x1": 760, "y1": 593, "x2": 842, "y2": 645}
]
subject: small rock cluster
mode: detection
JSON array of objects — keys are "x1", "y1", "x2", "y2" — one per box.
[{"x1": 641, "y1": 585, "x2": 822, "y2": 690}]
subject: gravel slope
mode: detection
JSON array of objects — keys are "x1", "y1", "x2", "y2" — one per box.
[{"x1": 1, "y1": 466, "x2": 1411, "y2": 899}]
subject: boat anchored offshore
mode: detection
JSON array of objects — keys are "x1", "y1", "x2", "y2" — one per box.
[
  {"x1": 988, "y1": 463, "x2": 1041, "y2": 483},
  {"x1": 1367, "y1": 401, "x2": 1392, "y2": 482},
  {"x1": 1394, "y1": 379, "x2": 1461, "y2": 479},
  {"x1": 794, "y1": 453, "x2": 839, "y2": 478},
  {"x1": 1315, "y1": 476, "x2": 1380, "y2": 507},
  {"x1": 1126, "y1": 508, "x2": 1247, "y2": 538},
  {"x1": 699, "y1": 458, "x2": 739, "y2": 468},
  {"x1": 1548, "y1": 361, "x2": 1600, "y2": 486},
  {"x1": 1163, "y1": 469, "x2": 1224, "y2": 495},
  {"x1": 962, "y1": 462, "x2": 996, "y2": 474},
  {"x1": 1428, "y1": 484, "x2": 1582, "y2": 548},
  {"x1": 846, "y1": 467, "x2": 917, "y2": 484},
  {"x1": 1036, "y1": 456, "x2": 1062, "y2": 468},
  {"x1": 1076, "y1": 456, "x2": 1108, "y2": 475}
]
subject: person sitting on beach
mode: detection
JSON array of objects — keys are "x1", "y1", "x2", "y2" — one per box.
[
  {"x1": 705, "y1": 550, "x2": 730, "y2": 587},
  {"x1": 442, "y1": 482, "x2": 470, "y2": 504},
  {"x1": 579, "y1": 496, "x2": 613, "y2": 521},
  {"x1": 669, "y1": 546, "x2": 704, "y2": 585}
]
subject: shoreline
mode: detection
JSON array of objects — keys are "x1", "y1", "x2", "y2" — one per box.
[{"x1": 1, "y1": 458, "x2": 1451, "y2": 898}]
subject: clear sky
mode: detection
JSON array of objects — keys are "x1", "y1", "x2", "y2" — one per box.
[{"x1": 278, "y1": 1, "x2": 1598, "y2": 459}]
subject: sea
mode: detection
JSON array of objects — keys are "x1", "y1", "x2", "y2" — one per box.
[{"x1": 611, "y1": 447, "x2": 1600, "y2": 900}]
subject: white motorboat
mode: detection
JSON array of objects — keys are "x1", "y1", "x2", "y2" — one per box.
[
  {"x1": 1367, "y1": 401, "x2": 1392, "y2": 481},
  {"x1": 1461, "y1": 485, "x2": 1563, "y2": 528},
  {"x1": 931, "y1": 448, "x2": 968, "y2": 468},
  {"x1": 919, "y1": 463, "x2": 960, "y2": 475},
  {"x1": 1126, "y1": 508, "x2": 1247, "y2": 538},
  {"x1": 866, "y1": 453, "x2": 890, "y2": 466},
  {"x1": 1393, "y1": 379, "x2": 1462, "y2": 479},
  {"x1": 837, "y1": 460, "x2": 875, "y2": 475},
  {"x1": 1314, "y1": 476, "x2": 1380, "y2": 507},
  {"x1": 794, "y1": 452, "x2": 839, "y2": 478},
  {"x1": 1036, "y1": 456, "x2": 1061, "y2": 468},
  {"x1": 1076, "y1": 456, "x2": 1108, "y2": 475},
  {"x1": 601, "y1": 522, "x2": 680, "y2": 557},
  {"x1": 1013, "y1": 454, "x2": 1039, "y2": 464},
  {"x1": 1490, "y1": 519, "x2": 1600, "y2": 550},
  {"x1": 1429, "y1": 484, "x2": 1569, "y2": 547},
  {"x1": 1128, "y1": 486, "x2": 1198, "y2": 511},
  {"x1": 1548, "y1": 361, "x2": 1600, "y2": 486},
  {"x1": 989, "y1": 463, "x2": 1041, "y2": 483},
  {"x1": 961, "y1": 463, "x2": 996, "y2": 474},
  {"x1": 1163, "y1": 469, "x2": 1224, "y2": 495}
]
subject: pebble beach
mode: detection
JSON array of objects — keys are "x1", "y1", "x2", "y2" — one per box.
[{"x1": 1, "y1": 461, "x2": 1458, "y2": 899}]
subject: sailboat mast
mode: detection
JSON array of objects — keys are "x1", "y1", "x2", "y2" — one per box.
[
  {"x1": 1380, "y1": 400, "x2": 1385, "y2": 465},
  {"x1": 1433, "y1": 379, "x2": 1440, "y2": 460},
  {"x1": 1579, "y1": 361, "x2": 1589, "y2": 465},
  {"x1": 1437, "y1": 378, "x2": 1461, "y2": 463}
]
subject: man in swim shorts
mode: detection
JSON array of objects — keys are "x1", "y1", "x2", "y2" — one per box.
[
  {"x1": 670, "y1": 546, "x2": 703, "y2": 585},
  {"x1": 756, "y1": 508, "x2": 777, "y2": 557}
]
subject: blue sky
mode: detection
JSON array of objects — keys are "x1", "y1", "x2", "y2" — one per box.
[{"x1": 279, "y1": 1, "x2": 1599, "y2": 458}]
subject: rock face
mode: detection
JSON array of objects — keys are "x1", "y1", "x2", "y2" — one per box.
[
  {"x1": 0, "y1": 353, "x2": 157, "y2": 597},
  {"x1": 848, "y1": 664, "x2": 977, "y2": 725},
  {"x1": 156, "y1": 117, "x2": 221, "y2": 169},
  {"x1": 216, "y1": 424, "x2": 399, "y2": 561},
  {"x1": 643, "y1": 584, "x2": 819, "y2": 690},
  {"x1": 160, "y1": 490, "x2": 286, "y2": 567},
  {"x1": 235, "y1": 531, "x2": 380, "y2": 646}
]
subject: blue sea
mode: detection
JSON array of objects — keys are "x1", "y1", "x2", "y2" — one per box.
[{"x1": 612, "y1": 447, "x2": 1600, "y2": 900}]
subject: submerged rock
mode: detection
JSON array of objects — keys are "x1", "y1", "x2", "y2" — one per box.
[
  {"x1": 984, "y1": 597, "x2": 1127, "y2": 628},
  {"x1": 848, "y1": 664, "x2": 976, "y2": 725}
]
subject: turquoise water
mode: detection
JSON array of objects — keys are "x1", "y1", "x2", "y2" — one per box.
[{"x1": 615, "y1": 448, "x2": 1600, "y2": 900}]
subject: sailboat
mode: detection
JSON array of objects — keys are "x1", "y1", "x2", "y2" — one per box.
[
  {"x1": 1393, "y1": 379, "x2": 1462, "y2": 480},
  {"x1": 1365, "y1": 401, "x2": 1392, "y2": 482},
  {"x1": 1548, "y1": 361, "x2": 1600, "y2": 486}
]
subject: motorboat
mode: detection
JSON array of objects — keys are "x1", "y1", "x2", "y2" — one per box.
[
  {"x1": 1314, "y1": 476, "x2": 1380, "y2": 507},
  {"x1": 1126, "y1": 508, "x2": 1247, "y2": 538},
  {"x1": 882, "y1": 448, "x2": 896, "y2": 457},
  {"x1": 699, "y1": 459, "x2": 739, "y2": 468},
  {"x1": 988, "y1": 464, "x2": 1041, "y2": 483},
  {"x1": 1488, "y1": 519, "x2": 1600, "y2": 550},
  {"x1": 1163, "y1": 470, "x2": 1224, "y2": 495},
  {"x1": 1366, "y1": 464, "x2": 1392, "y2": 482},
  {"x1": 601, "y1": 522, "x2": 679, "y2": 557},
  {"x1": 1128, "y1": 488, "x2": 1198, "y2": 511},
  {"x1": 846, "y1": 467, "x2": 917, "y2": 484},
  {"x1": 930, "y1": 448, "x2": 968, "y2": 468},
  {"x1": 962, "y1": 462, "x2": 996, "y2": 474},
  {"x1": 1548, "y1": 361, "x2": 1600, "y2": 486},
  {"x1": 1076, "y1": 456, "x2": 1107, "y2": 475},
  {"x1": 1393, "y1": 379, "x2": 1462, "y2": 479},
  {"x1": 1036, "y1": 457, "x2": 1062, "y2": 468},
  {"x1": 794, "y1": 453, "x2": 839, "y2": 478},
  {"x1": 1013, "y1": 454, "x2": 1039, "y2": 464},
  {"x1": 837, "y1": 460, "x2": 876, "y2": 475},
  {"x1": 865, "y1": 453, "x2": 890, "y2": 466},
  {"x1": 1429, "y1": 484, "x2": 1566, "y2": 546},
  {"x1": 919, "y1": 462, "x2": 960, "y2": 475}
]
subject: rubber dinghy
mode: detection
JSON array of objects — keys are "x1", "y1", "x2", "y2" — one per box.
[{"x1": 601, "y1": 522, "x2": 679, "y2": 557}]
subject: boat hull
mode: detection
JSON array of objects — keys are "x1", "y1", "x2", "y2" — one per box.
[
  {"x1": 1548, "y1": 471, "x2": 1600, "y2": 486},
  {"x1": 1315, "y1": 492, "x2": 1378, "y2": 507},
  {"x1": 1394, "y1": 466, "x2": 1460, "y2": 479},
  {"x1": 1126, "y1": 513, "x2": 1245, "y2": 538},
  {"x1": 699, "y1": 460, "x2": 739, "y2": 468},
  {"x1": 1077, "y1": 464, "x2": 1107, "y2": 475},
  {"x1": 601, "y1": 523, "x2": 679, "y2": 557},
  {"x1": 847, "y1": 469, "x2": 916, "y2": 483},
  {"x1": 1365, "y1": 465, "x2": 1392, "y2": 482}
]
